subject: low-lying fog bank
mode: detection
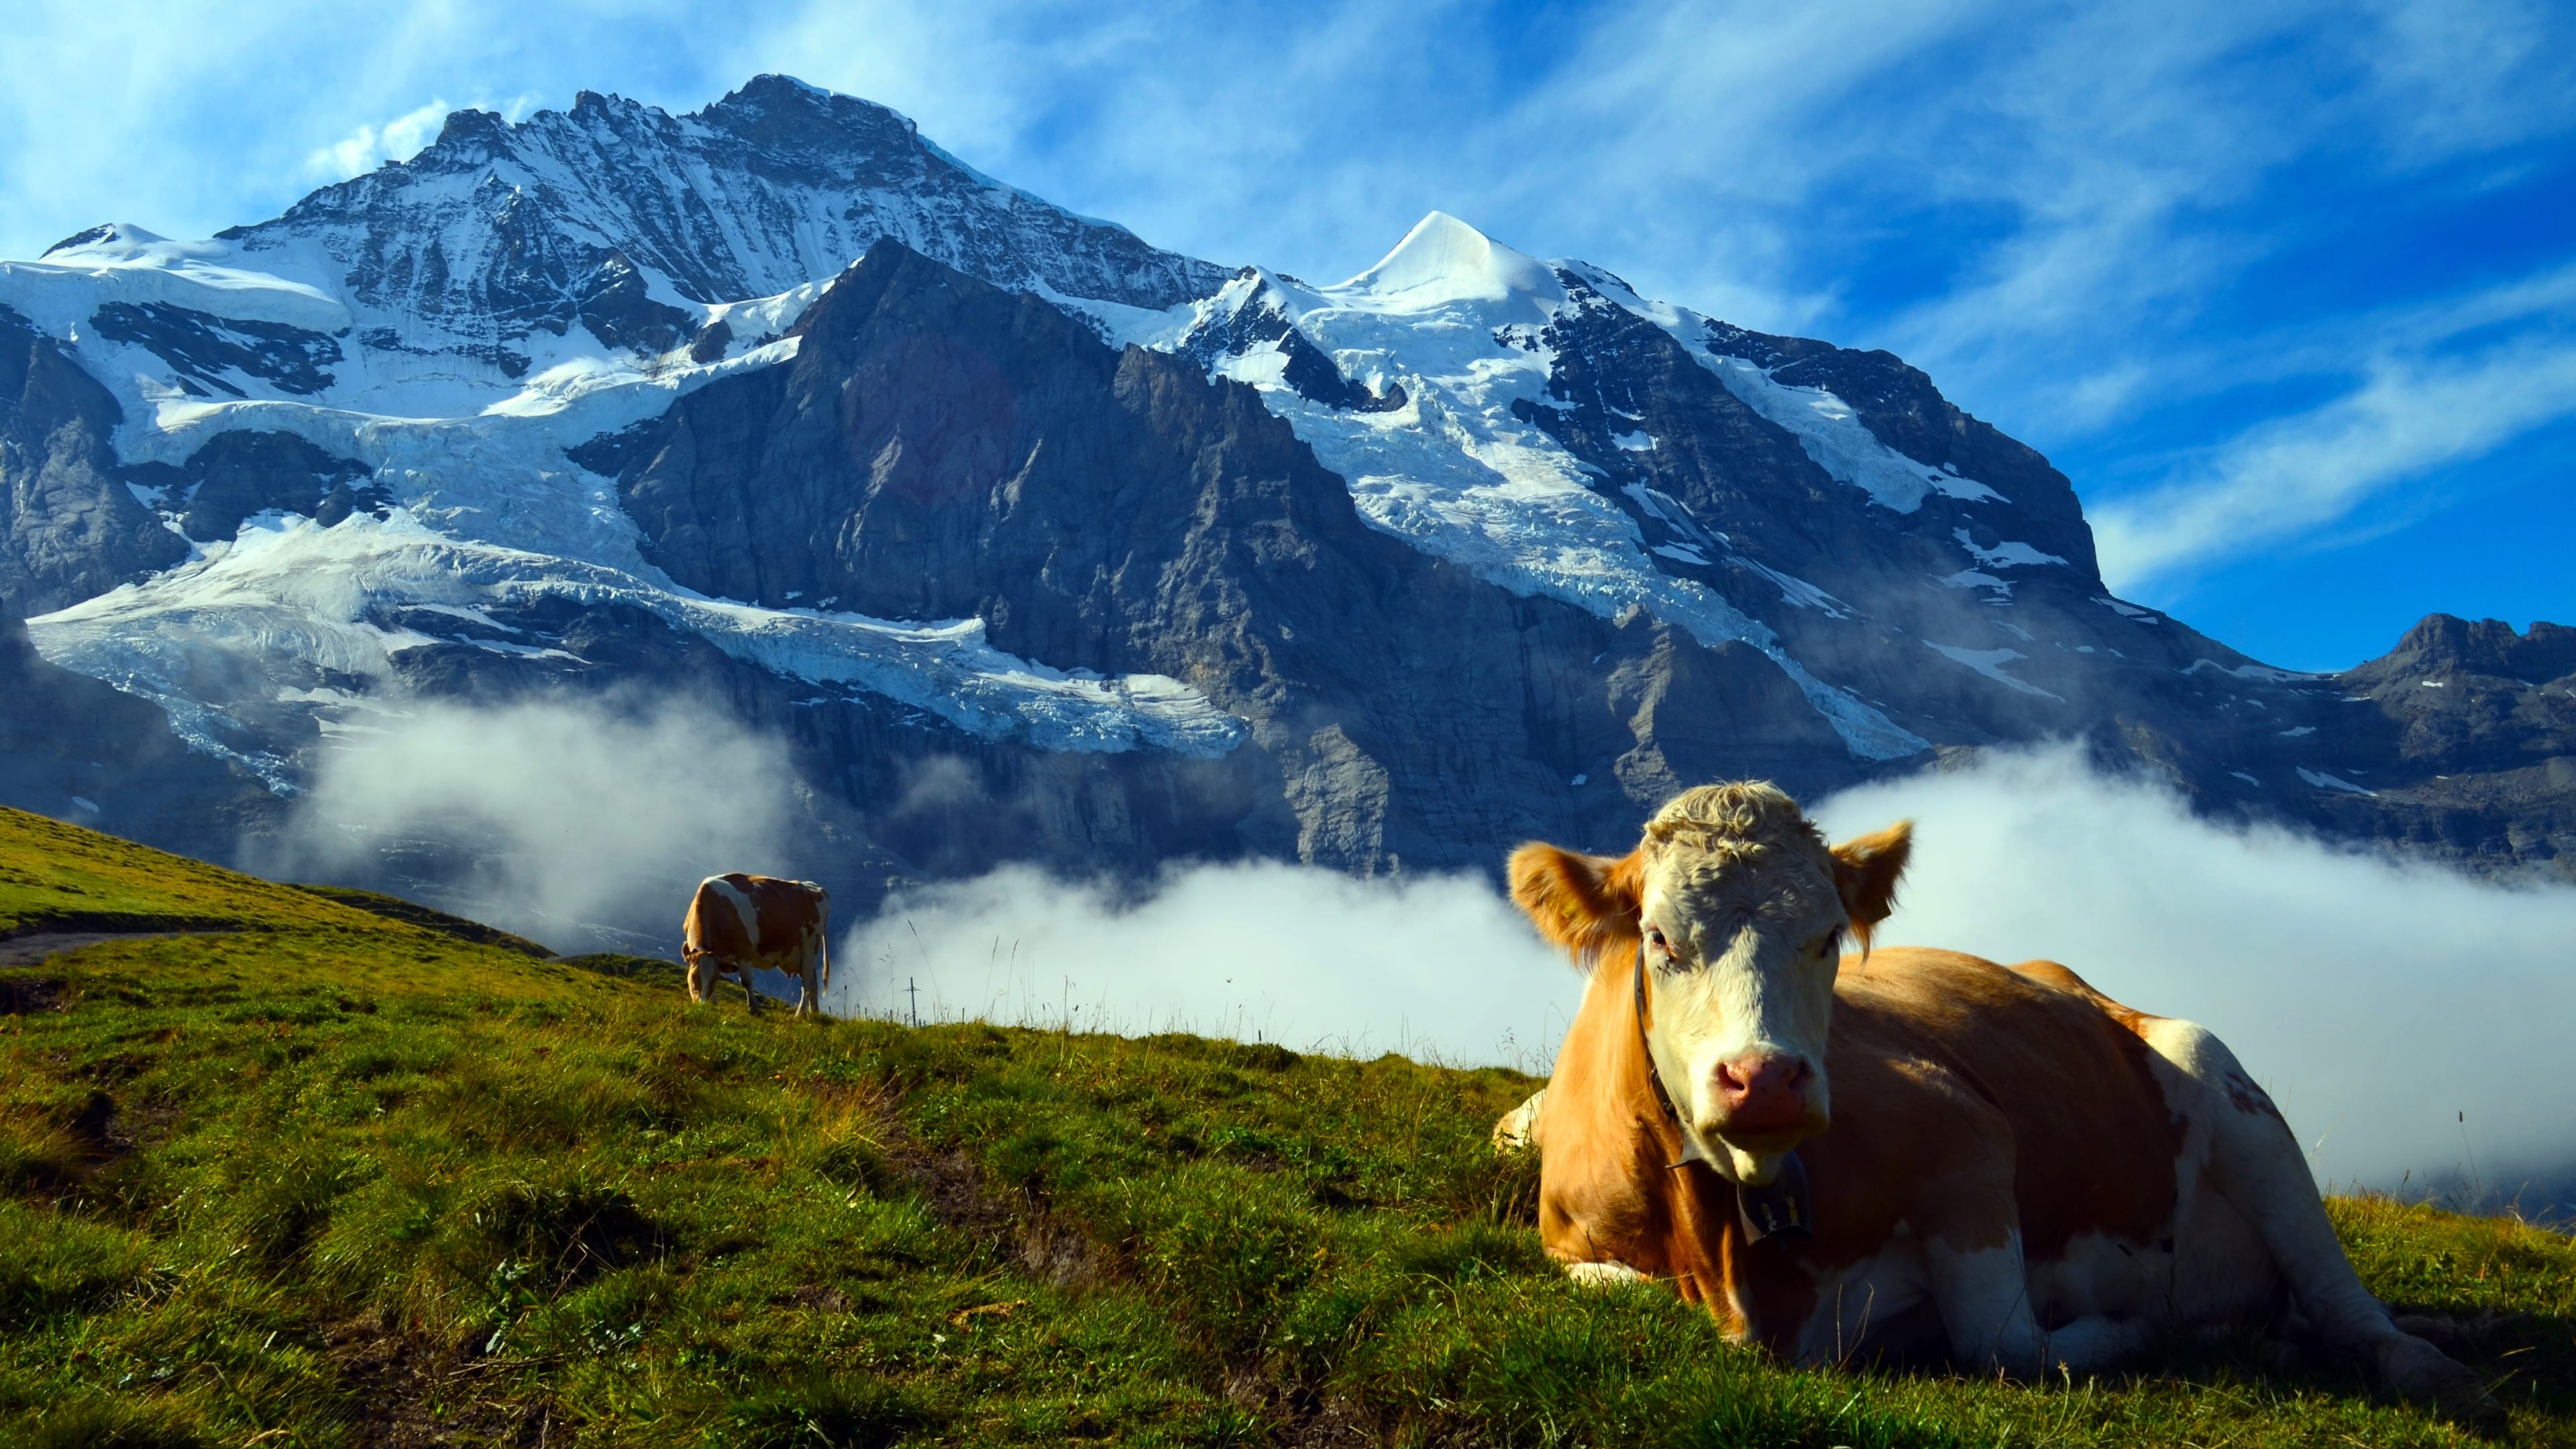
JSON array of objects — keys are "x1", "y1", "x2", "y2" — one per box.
[
  {"x1": 824, "y1": 861, "x2": 1580, "y2": 1073},
  {"x1": 262, "y1": 690, "x2": 2575, "y2": 1213},
  {"x1": 258, "y1": 696, "x2": 801, "y2": 954}
]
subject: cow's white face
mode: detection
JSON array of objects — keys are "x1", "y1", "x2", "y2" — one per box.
[
  {"x1": 1636, "y1": 828, "x2": 1850, "y2": 1185},
  {"x1": 1510, "y1": 782, "x2": 1910, "y2": 1188}
]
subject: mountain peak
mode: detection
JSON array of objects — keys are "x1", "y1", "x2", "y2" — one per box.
[
  {"x1": 2381, "y1": 612, "x2": 2576, "y2": 682},
  {"x1": 201, "y1": 74, "x2": 1228, "y2": 331},
  {"x1": 702, "y1": 74, "x2": 908, "y2": 133},
  {"x1": 1338, "y1": 211, "x2": 1552, "y2": 304},
  {"x1": 39, "y1": 222, "x2": 165, "y2": 258},
  {"x1": 736, "y1": 73, "x2": 837, "y2": 101},
  {"x1": 427, "y1": 106, "x2": 513, "y2": 159}
]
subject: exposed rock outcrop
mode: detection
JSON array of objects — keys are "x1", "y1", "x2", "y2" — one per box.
[
  {"x1": 2309, "y1": 615, "x2": 2576, "y2": 880},
  {"x1": 0, "y1": 305, "x2": 188, "y2": 617}
]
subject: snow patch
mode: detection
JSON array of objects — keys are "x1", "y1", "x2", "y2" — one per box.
[
  {"x1": 1739, "y1": 557, "x2": 1850, "y2": 615},
  {"x1": 2184, "y1": 658, "x2": 2314, "y2": 683},
  {"x1": 1684, "y1": 353, "x2": 2006, "y2": 513},
  {"x1": 2298, "y1": 767, "x2": 2377, "y2": 797},
  {"x1": 1925, "y1": 642, "x2": 2062, "y2": 700},
  {"x1": 1935, "y1": 569, "x2": 2012, "y2": 598},
  {"x1": 1953, "y1": 529, "x2": 2067, "y2": 570}
]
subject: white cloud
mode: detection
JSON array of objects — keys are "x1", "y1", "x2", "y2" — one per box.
[
  {"x1": 827, "y1": 861, "x2": 1581, "y2": 1073},
  {"x1": 266, "y1": 696, "x2": 800, "y2": 953},
  {"x1": 305, "y1": 98, "x2": 454, "y2": 180},
  {"x1": 2092, "y1": 335, "x2": 2576, "y2": 589},
  {"x1": 2359, "y1": 0, "x2": 2576, "y2": 160},
  {"x1": 1813, "y1": 747, "x2": 2576, "y2": 1202}
]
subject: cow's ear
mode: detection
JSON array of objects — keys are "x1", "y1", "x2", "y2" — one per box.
[
  {"x1": 1830, "y1": 820, "x2": 1913, "y2": 955},
  {"x1": 1509, "y1": 843, "x2": 1643, "y2": 965}
]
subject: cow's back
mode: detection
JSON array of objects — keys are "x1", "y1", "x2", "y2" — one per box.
[
  {"x1": 684, "y1": 873, "x2": 768, "y2": 963},
  {"x1": 1535, "y1": 945, "x2": 2190, "y2": 1337},
  {"x1": 689, "y1": 873, "x2": 828, "y2": 959},
  {"x1": 1815, "y1": 949, "x2": 2185, "y2": 1261}
]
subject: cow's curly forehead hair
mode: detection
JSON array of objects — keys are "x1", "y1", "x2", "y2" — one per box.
[{"x1": 1641, "y1": 782, "x2": 1831, "y2": 873}]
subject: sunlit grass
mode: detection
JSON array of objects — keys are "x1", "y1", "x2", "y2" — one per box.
[{"x1": 1, "y1": 805, "x2": 2567, "y2": 1445}]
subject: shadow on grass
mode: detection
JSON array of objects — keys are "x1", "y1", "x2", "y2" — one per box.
[{"x1": 724, "y1": 1376, "x2": 943, "y2": 1448}]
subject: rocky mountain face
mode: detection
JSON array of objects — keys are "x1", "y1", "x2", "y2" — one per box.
[
  {"x1": 0, "y1": 608, "x2": 276, "y2": 859},
  {"x1": 597, "y1": 239, "x2": 1854, "y2": 871},
  {"x1": 0, "y1": 77, "x2": 2567, "y2": 945},
  {"x1": 207, "y1": 75, "x2": 1229, "y2": 382},
  {"x1": 2310, "y1": 616, "x2": 2576, "y2": 870},
  {"x1": 0, "y1": 305, "x2": 186, "y2": 616}
]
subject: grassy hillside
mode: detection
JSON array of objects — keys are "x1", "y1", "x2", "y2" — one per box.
[{"x1": 1, "y1": 806, "x2": 2569, "y2": 1447}]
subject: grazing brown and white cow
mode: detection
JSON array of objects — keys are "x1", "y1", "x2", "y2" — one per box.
[
  {"x1": 682, "y1": 873, "x2": 831, "y2": 1017},
  {"x1": 1502, "y1": 782, "x2": 2489, "y2": 1414}
]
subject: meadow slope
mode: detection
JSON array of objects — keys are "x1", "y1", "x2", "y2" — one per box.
[{"x1": 1, "y1": 806, "x2": 2569, "y2": 1446}]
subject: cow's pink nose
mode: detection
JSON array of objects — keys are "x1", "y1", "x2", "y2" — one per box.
[{"x1": 1714, "y1": 1054, "x2": 1811, "y2": 1132}]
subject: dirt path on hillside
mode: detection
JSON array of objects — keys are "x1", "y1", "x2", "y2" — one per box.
[{"x1": 0, "y1": 927, "x2": 235, "y2": 966}]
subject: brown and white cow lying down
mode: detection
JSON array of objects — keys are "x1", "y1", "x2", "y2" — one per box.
[
  {"x1": 682, "y1": 873, "x2": 830, "y2": 1016},
  {"x1": 1501, "y1": 782, "x2": 2489, "y2": 1414}
]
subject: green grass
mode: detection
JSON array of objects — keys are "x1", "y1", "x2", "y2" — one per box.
[
  {"x1": 1, "y1": 805, "x2": 2569, "y2": 1446},
  {"x1": 284, "y1": 884, "x2": 559, "y2": 960}
]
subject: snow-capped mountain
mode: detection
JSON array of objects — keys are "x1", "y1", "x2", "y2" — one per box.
[{"x1": 2, "y1": 76, "x2": 2566, "y2": 920}]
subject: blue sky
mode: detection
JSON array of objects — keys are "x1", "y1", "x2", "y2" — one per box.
[{"x1": 3, "y1": 0, "x2": 2569, "y2": 671}]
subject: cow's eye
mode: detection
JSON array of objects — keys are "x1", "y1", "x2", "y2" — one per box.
[{"x1": 1643, "y1": 924, "x2": 1671, "y2": 955}]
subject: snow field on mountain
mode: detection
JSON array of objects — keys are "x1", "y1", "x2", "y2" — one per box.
[
  {"x1": 13, "y1": 235, "x2": 1248, "y2": 777},
  {"x1": 1, "y1": 226, "x2": 352, "y2": 333},
  {"x1": 1120, "y1": 214, "x2": 1931, "y2": 761}
]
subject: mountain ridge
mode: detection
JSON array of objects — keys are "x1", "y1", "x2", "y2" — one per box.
[{"x1": 0, "y1": 76, "x2": 2566, "y2": 938}]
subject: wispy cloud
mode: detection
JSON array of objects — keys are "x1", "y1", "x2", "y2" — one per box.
[
  {"x1": 2094, "y1": 336, "x2": 2576, "y2": 588},
  {"x1": 2359, "y1": 0, "x2": 2576, "y2": 161},
  {"x1": 2087, "y1": 254, "x2": 2576, "y2": 591},
  {"x1": 305, "y1": 98, "x2": 455, "y2": 180}
]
